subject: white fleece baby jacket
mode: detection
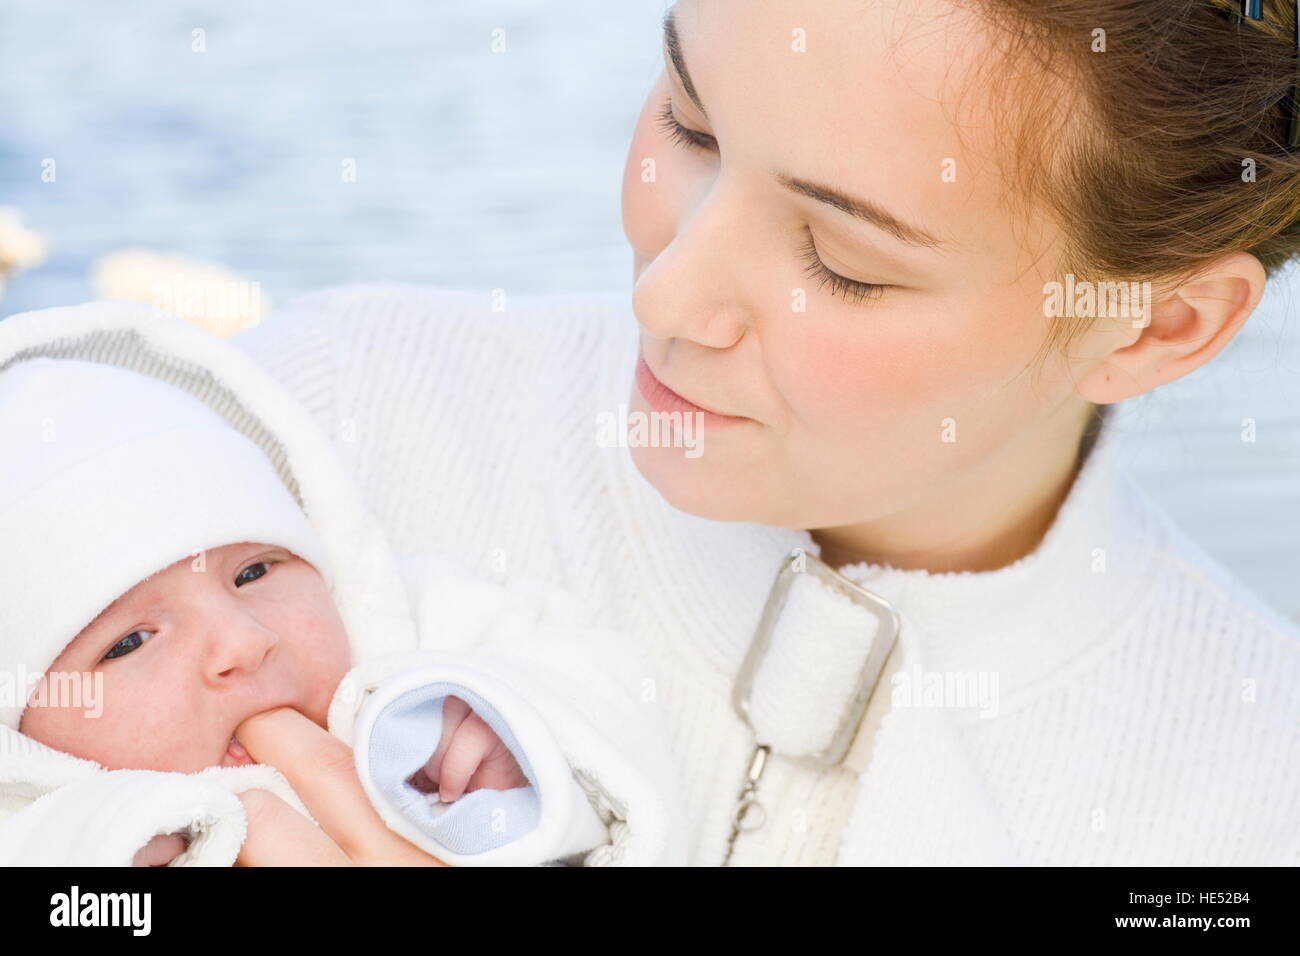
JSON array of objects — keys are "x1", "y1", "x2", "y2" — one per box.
[{"x1": 0, "y1": 299, "x2": 686, "y2": 867}]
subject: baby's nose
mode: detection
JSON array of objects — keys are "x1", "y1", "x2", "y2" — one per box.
[{"x1": 205, "y1": 618, "x2": 280, "y2": 679}]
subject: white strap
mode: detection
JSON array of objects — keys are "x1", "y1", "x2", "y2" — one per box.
[
  {"x1": 840, "y1": 641, "x2": 904, "y2": 775},
  {"x1": 745, "y1": 568, "x2": 892, "y2": 760}
]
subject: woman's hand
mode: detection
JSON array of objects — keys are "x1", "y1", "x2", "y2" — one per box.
[{"x1": 232, "y1": 707, "x2": 451, "y2": 867}]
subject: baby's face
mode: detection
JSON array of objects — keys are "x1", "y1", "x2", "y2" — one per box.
[{"x1": 18, "y1": 542, "x2": 352, "y2": 773}]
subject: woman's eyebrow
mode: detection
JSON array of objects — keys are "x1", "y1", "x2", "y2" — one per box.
[
  {"x1": 663, "y1": 9, "x2": 709, "y2": 121},
  {"x1": 777, "y1": 174, "x2": 948, "y2": 251},
  {"x1": 662, "y1": 8, "x2": 948, "y2": 253}
]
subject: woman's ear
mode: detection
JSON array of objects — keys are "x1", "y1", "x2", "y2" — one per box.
[{"x1": 1075, "y1": 250, "x2": 1267, "y2": 404}]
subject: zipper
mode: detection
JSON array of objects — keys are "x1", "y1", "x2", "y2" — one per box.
[{"x1": 720, "y1": 742, "x2": 770, "y2": 866}]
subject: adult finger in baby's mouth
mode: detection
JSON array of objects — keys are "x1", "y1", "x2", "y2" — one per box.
[
  {"x1": 233, "y1": 706, "x2": 305, "y2": 762},
  {"x1": 230, "y1": 706, "x2": 394, "y2": 860}
]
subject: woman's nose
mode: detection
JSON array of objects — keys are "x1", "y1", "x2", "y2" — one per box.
[{"x1": 633, "y1": 181, "x2": 752, "y2": 349}]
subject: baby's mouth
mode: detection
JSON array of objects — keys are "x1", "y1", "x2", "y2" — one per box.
[{"x1": 226, "y1": 733, "x2": 252, "y2": 767}]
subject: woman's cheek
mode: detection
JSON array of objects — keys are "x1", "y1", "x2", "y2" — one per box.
[
  {"x1": 773, "y1": 295, "x2": 1018, "y2": 434},
  {"x1": 768, "y1": 310, "x2": 933, "y2": 432}
]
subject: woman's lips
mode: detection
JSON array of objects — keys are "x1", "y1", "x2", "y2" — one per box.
[{"x1": 635, "y1": 355, "x2": 749, "y2": 427}]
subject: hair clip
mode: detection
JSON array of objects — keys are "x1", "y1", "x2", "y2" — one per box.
[
  {"x1": 1233, "y1": 1, "x2": 1300, "y2": 148},
  {"x1": 1235, "y1": 0, "x2": 1264, "y2": 21}
]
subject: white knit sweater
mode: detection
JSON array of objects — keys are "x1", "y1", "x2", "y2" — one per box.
[{"x1": 237, "y1": 282, "x2": 1300, "y2": 866}]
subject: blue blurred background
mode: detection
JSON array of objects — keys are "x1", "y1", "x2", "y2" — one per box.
[
  {"x1": 0, "y1": 0, "x2": 669, "y2": 306},
  {"x1": 1, "y1": 0, "x2": 1296, "y2": 621}
]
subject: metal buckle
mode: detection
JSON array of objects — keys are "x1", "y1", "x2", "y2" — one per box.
[{"x1": 732, "y1": 550, "x2": 902, "y2": 770}]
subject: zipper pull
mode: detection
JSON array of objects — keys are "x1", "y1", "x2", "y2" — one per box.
[{"x1": 721, "y1": 743, "x2": 770, "y2": 866}]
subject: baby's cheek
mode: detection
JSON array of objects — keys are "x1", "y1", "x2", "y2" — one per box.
[
  {"x1": 113, "y1": 702, "x2": 194, "y2": 771},
  {"x1": 44, "y1": 706, "x2": 155, "y2": 771},
  {"x1": 291, "y1": 612, "x2": 353, "y2": 722}
]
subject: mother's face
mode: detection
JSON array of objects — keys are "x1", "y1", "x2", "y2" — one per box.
[{"x1": 620, "y1": 0, "x2": 1113, "y2": 529}]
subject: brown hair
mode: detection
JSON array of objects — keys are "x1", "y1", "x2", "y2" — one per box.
[{"x1": 952, "y1": 0, "x2": 1300, "y2": 378}]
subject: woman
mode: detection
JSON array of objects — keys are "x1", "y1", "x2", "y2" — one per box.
[{"x1": 235, "y1": 0, "x2": 1300, "y2": 865}]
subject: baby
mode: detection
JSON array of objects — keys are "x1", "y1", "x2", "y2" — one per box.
[
  {"x1": 0, "y1": 351, "x2": 619, "y2": 866},
  {"x1": 21, "y1": 542, "x2": 528, "y2": 865}
]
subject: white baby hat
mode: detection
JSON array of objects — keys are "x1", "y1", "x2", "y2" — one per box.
[{"x1": 0, "y1": 356, "x2": 331, "y2": 731}]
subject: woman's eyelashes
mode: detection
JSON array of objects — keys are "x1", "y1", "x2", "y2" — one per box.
[
  {"x1": 656, "y1": 98, "x2": 889, "y2": 306},
  {"x1": 655, "y1": 99, "x2": 717, "y2": 152},
  {"x1": 796, "y1": 232, "x2": 888, "y2": 305}
]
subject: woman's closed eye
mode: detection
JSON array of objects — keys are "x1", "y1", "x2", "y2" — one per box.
[
  {"x1": 655, "y1": 98, "x2": 717, "y2": 153},
  {"x1": 655, "y1": 97, "x2": 889, "y2": 306},
  {"x1": 796, "y1": 232, "x2": 888, "y2": 306}
]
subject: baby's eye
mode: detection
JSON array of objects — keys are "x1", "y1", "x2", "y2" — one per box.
[
  {"x1": 103, "y1": 630, "x2": 155, "y2": 662},
  {"x1": 235, "y1": 561, "x2": 272, "y2": 587}
]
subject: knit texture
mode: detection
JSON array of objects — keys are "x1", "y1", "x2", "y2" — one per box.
[{"x1": 236, "y1": 282, "x2": 1300, "y2": 865}]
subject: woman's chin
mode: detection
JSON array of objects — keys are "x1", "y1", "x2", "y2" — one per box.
[{"x1": 629, "y1": 442, "x2": 761, "y2": 523}]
